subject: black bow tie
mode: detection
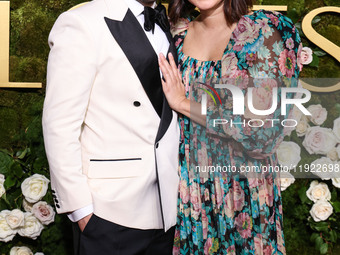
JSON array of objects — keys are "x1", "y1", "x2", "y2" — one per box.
[{"x1": 143, "y1": 4, "x2": 170, "y2": 34}]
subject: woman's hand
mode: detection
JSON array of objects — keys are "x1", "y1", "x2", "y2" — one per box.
[
  {"x1": 158, "y1": 53, "x2": 188, "y2": 113},
  {"x1": 159, "y1": 53, "x2": 206, "y2": 126}
]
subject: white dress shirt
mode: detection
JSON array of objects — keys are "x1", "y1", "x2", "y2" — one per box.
[{"x1": 68, "y1": 0, "x2": 170, "y2": 222}]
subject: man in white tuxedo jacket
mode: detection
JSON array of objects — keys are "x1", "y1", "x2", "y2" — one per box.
[{"x1": 42, "y1": 0, "x2": 180, "y2": 254}]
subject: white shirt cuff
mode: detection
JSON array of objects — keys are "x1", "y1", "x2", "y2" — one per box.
[{"x1": 67, "y1": 204, "x2": 94, "y2": 222}]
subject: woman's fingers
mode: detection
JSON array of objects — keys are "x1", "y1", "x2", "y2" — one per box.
[
  {"x1": 159, "y1": 53, "x2": 174, "y2": 79},
  {"x1": 168, "y1": 53, "x2": 177, "y2": 71}
]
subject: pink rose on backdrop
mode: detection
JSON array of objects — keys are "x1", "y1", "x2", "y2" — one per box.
[
  {"x1": 278, "y1": 49, "x2": 296, "y2": 78},
  {"x1": 235, "y1": 212, "x2": 252, "y2": 238},
  {"x1": 32, "y1": 201, "x2": 55, "y2": 225},
  {"x1": 300, "y1": 47, "x2": 313, "y2": 65}
]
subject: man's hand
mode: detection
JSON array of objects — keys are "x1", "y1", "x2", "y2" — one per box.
[{"x1": 78, "y1": 213, "x2": 93, "y2": 232}]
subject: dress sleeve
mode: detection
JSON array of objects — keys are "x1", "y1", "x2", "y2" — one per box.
[{"x1": 206, "y1": 11, "x2": 303, "y2": 159}]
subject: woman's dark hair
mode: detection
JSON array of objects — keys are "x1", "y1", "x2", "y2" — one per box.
[{"x1": 168, "y1": 0, "x2": 253, "y2": 26}]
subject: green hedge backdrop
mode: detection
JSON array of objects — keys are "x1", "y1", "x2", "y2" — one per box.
[{"x1": 0, "y1": 0, "x2": 339, "y2": 254}]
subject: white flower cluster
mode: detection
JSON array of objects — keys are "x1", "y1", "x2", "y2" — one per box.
[
  {"x1": 281, "y1": 106, "x2": 340, "y2": 188},
  {"x1": 0, "y1": 174, "x2": 55, "y2": 243},
  {"x1": 307, "y1": 181, "x2": 333, "y2": 222},
  {"x1": 283, "y1": 103, "x2": 340, "y2": 223},
  {"x1": 9, "y1": 246, "x2": 44, "y2": 255}
]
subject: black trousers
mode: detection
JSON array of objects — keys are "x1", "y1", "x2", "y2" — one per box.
[{"x1": 72, "y1": 214, "x2": 175, "y2": 255}]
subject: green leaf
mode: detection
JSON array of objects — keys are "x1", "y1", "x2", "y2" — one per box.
[
  {"x1": 312, "y1": 16, "x2": 321, "y2": 24},
  {"x1": 310, "y1": 232, "x2": 319, "y2": 242},
  {"x1": 315, "y1": 236, "x2": 324, "y2": 250},
  {"x1": 331, "y1": 201, "x2": 340, "y2": 213},
  {"x1": 309, "y1": 54, "x2": 320, "y2": 68},
  {"x1": 0, "y1": 152, "x2": 13, "y2": 175},
  {"x1": 314, "y1": 51, "x2": 327, "y2": 57},
  {"x1": 298, "y1": 186, "x2": 309, "y2": 203},
  {"x1": 16, "y1": 147, "x2": 28, "y2": 159},
  {"x1": 336, "y1": 104, "x2": 340, "y2": 115},
  {"x1": 320, "y1": 243, "x2": 328, "y2": 254},
  {"x1": 330, "y1": 230, "x2": 337, "y2": 243},
  {"x1": 314, "y1": 222, "x2": 329, "y2": 232},
  {"x1": 11, "y1": 162, "x2": 24, "y2": 178},
  {"x1": 4, "y1": 175, "x2": 17, "y2": 190}
]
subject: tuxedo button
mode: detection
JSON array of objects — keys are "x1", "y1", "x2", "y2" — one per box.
[
  {"x1": 133, "y1": 101, "x2": 141, "y2": 107},
  {"x1": 51, "y1": 189, "x2": 56, "y2": 194},
  {"x1": 54, "y1": 199, "x2": 59, "y2": 204},
  {"x1": 155, "y1": 143, "x2": 159, "y2": 148},
  {"x1": 56, "y1": 204, "x2": 60, "y2": 209}
]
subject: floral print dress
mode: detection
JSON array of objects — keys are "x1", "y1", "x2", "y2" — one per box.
[{"x1": 171, "y1": 10, "x2": 303, "y2": 255}]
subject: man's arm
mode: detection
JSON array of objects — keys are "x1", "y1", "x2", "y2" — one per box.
[{"x1": 42, "y1": 10, "x2": 97, "y2": 222}]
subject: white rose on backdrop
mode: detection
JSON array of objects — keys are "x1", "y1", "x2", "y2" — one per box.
[
  {"x1": 280, "y1": 172, "x2": 295, "y2": 191},
  {"x1": 5, "y1": 209, "x2": 25, "y2": 229},
  {"x1": 18, "y1": 213, "x2": 44, "y2": 240},
  {"x1": 332, "y1": 178, "x2": 340, "y2": 188},
  {"x1": 296, "y1": 118, "x2": 310, "y2": 137},
  {"x1": 300, "y1": 47, "x2": 313, "y2": 65},
  {"x1": 310, "y1": 157, "x2": 339, "y2": 180},
  {"x1": 306, "y1": 180, "x2": 331, "y2": 202},
  {"x1": 277, "y1": 141, "x2": 301, "y2": 169},
  {"x1": 0, "y1": 174, "x2": 5, "y2": 198},
  {"x1": 34, "y1": 253, "x2": 44, "y2": 255},
  {"x1": 284, "y1": 104, "x2": 304, "y2": 136},
  {"x1": 336, "y1": 145, "x2": 340, "y2": 159},
  {"x1": 303, "y1": 127, "x2": 338, "y2": 155},
  {"x1": 333, "y1": 117, "x2": 340, "y2": 142},
  {"x1": 327, "y1": 147, "x2": 339, "y2": 161},
  {"x1": 0, "y1": 174, "x2": 4, "y2": 183},
  {"x1": 0, "y1": 182, "x2": 5, "y2": 198},
  {"x1": 307, "y1": 104, "x2": 327, "y2": 126},
  {"x1": 22, "y1": 199, "x2": 34, "y2": 212},
  {"x1": 0, "y1": 210, "x2": 17, "y2": 242},
  {"x1": 21, "y1": 174, "x2": 49, "y2": 203},
  {"x1": 9, "y1": 246, "x2": 33, "y2": 255},
  {"x1": 310, "y1": 200, "x2": 333, "y2": 222},
  {"x1": 32, "y1": 201, "x2": 55, "y2": 225}
]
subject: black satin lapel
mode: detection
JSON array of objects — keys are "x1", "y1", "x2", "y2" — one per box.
[
  {"x1": 104, "y1": 10, "x2": 163, "y2": 117},
  {"x1": 155, "y1": 95, "x2": 173, "y2": 142},
  {"x1": 165, "y1": 31, "x2": 178, "y2": 65}
]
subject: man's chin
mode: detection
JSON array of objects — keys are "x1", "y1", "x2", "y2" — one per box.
[{"x1": 137, "y1": 0, "x2": 156, "y2": 6}]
